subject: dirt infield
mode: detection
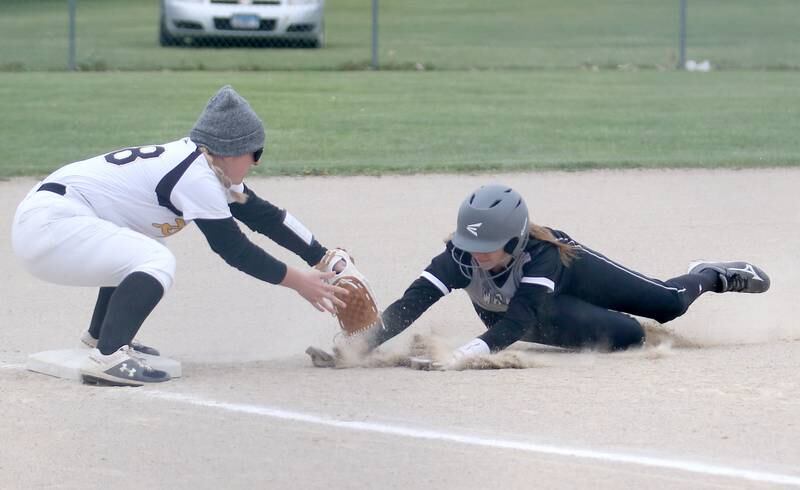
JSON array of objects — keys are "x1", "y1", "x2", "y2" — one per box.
[{"x1": 1, "y1": 169, "x2": 798, "y2": 489}]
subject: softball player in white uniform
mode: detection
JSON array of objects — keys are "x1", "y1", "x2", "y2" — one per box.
[{"x1": 12, "y1": 85, "x2": 346, "y2": 386}]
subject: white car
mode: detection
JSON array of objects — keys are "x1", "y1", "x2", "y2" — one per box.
[{"x1": 160, "y1": 0, "x2": 325, "y2": 48}]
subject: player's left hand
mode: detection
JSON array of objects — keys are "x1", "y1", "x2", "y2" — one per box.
[
  {"x1": 444, "y1": 338, "x2": 491, "y2": 370},
  {"x1": 409, "y1": 338, "x2": 491, "y2": 371}
]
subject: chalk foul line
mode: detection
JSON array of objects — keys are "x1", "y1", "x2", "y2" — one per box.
[{"x1": 140, "y1": 389, "x2": 800, "y2": 487}]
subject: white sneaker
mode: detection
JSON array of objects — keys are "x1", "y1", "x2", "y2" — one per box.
[
  {"x1": 80, "y1": 346, "x2": 170, "y2": 387},
  {"x1": 80, "y1": 331, "x2": 160, "y2": 356}
]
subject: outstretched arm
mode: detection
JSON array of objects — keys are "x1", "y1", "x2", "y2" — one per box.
[
  {"x1": 477, "y1": 284, "x2": 549, "y2": 350},
  {"x1": 441, "y1": 284, "x2": 550, "y2": 368},
  {"x1": 195, "y1": 217, "x2": 344, "y2": 313},
  {"x1": 229, "y1": 184, "x2": 327, "y2": 267},
  {"x1": 369, "y1": 277, "x2": 445, "y2": 349},
  {"x1": 368, "y1": 242, "x2": 469, "y2": 350}
]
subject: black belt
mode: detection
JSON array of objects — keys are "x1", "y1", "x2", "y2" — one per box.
[{"x1": 37, "y1": 182, "x2": 66, "y2": 196}]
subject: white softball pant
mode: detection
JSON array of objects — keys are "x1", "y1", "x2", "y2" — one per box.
[{"x1": 11, "y1": 184, "x2": 176, "y2": 291}]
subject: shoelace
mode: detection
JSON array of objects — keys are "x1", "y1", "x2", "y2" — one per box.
[
  {"x1": 727, "y1": 273, "x2": 749, "y2": 292},
  {"x1": 122, "y1": 346, "x2": 155, "y2": 372}
]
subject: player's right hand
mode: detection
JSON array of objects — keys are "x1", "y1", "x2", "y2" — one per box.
[{"x1": 281, "y1": 267, "x2": 348, "y2": 314}]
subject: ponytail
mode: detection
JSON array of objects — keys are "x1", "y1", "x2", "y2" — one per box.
[{"x1": 529, "y1": 224, "x2": 577, "y2": 266}]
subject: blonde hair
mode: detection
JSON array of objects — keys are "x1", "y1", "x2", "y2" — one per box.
[
  {"x1": 199, "y1": 147, "x2": 248, "y2": 204},
  {"x1": 446, "y1": 222, "x2": 578, "y2": 267}
]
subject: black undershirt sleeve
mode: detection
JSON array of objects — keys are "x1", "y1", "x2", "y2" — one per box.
[
  {"x1": 370, "y1": 277, "x2": 445, "y2": 348},
  {"x1": 478, "y1": 284, "x2": 551, "y2": 351},
  {"x1": 195, "y1": 217, "x2": 288, "y2": 284},
  {"x1": 229, "y1": 184, "x2": 326, "y2": 267}
]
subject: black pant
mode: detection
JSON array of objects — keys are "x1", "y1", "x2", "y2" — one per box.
[{"x1": 482, "y1": 246, "x2": 707, "y2": 351}]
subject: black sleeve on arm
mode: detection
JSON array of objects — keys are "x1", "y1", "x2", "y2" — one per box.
[
  {"x1": 478, "y1": 284, "x2": 551, "y2": 351},
  {"x1": 229, "y1": 184, "x2": 326, "y2": 267},
  {"x1": 195, "y1": 217, "x2": 288, "y2": 284},
  {"x1": 370, "y1": 277, "x2": 445, "y2": 349}
]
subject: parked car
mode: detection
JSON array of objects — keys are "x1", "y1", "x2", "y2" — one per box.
[{"x1": 160, "y1": 0, "x2": 325, "y2": 48}]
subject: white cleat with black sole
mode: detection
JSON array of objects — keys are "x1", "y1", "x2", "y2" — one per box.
[
  {"x1": 687, "y1": 260, "x2": 771, "y2": 293},
  {"x1": 81, "y1": 345, "x2": 170, "y2": 387}
]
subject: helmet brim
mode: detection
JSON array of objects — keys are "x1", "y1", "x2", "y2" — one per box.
[{"x1": 451, "y1": 232, "x2": 507, "y2": 253}]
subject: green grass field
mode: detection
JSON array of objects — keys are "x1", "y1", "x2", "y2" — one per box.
[
  {"x1": 1, "y1": 0, "x2": 799, "y2": 71},
  {"x1": 2, "y1": 70, "x2": 798, "y2": 178},
  {"x1": 1, "y1": 1, "x2": 798, "y2": 177}
]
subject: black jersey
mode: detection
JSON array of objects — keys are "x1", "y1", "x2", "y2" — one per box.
[{"x1": 375, "y1": 230, "x2": 575, "y2": 352}]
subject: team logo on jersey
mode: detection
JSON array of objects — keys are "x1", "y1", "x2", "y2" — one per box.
[
  {"x1": 466, "y1": 222, "x2": 482, "y2": 236},
  {"x1": 481, "y1": 286, "x2": 508, "y2": 306},
  {"x1": 153, "y1": 218, "x2": 186, "y2": 237}
]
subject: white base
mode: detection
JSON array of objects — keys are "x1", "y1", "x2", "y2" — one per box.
[{"x1": 27, "y1": 349, "x2": 182, "y2": 381}]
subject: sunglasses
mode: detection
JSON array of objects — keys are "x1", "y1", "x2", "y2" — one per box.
[{"x1": 253, "y1": 147, "x2": 263, "y2": 163}]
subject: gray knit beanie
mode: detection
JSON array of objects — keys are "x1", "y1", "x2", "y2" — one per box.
[{"x1": 190, "y1": 85, "x2": 265, "y2": 157}]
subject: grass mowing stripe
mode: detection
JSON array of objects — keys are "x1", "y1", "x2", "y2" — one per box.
[{"x1": 1, "y1": 70, "x2": 798, "y2": 177}]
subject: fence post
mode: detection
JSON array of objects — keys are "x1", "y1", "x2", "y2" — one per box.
[
  {"x1": 68, "y1": 0, "x2": 77, "y2": 71},
  {"x1": 678, "y1": 0, "x2": 687, "y2": 69},
  {"x1": 371, "y1": 0, "x2": 378, "y2": 69}
]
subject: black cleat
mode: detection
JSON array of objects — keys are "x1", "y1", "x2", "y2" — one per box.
[{"x1": 688, "y1": 260, "x2": 771, "y2": 293}]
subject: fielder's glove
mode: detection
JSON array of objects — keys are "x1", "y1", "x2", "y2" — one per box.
[{"x1": 315, "y1": 248, "x2": 381, "y2": 336}]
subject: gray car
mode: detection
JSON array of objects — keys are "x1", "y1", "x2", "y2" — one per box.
[{"x1": 160, "y1": 0, "x2": 325, "y2": 48}]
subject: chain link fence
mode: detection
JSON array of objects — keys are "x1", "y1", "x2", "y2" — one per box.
[{"x1": 1, "y1": 0, "x2": 799, "y2": 72}]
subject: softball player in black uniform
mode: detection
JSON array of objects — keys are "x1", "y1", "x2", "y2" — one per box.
[
  {"x1": 370, "y1": 184, "x2": 770, "y2": 367},
  {"x1": 12, "y1": 86, "x2": 347, "y2": 386}
]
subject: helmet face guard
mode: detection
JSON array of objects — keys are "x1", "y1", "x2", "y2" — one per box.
[
  {"x1": 450, "y1": 184, "x2": 530, "y2": 278},
  {"x1": 450, "y1": 245, "x2": 522, "y2": 280}
]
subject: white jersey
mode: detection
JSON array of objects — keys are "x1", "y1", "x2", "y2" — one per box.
[{"x1": 43, "y1": 138, "x2": 234, "y2": 238}]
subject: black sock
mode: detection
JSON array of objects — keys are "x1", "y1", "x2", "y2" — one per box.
[
  {"x1": 665, "y1": 269, "x2": 722, "y2": 311},
  {"x1": 97, "y1": 272, "x2": 164, "y2": 355},
  {"x1": 88, "y1": 287, "x2": 116, "y2": 339},
  {"x1": 699, "y1": 269, "x2": 723, "y2": 293}
]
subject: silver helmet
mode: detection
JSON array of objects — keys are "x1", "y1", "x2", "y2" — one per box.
[{"x1": 451, "y1": 184, "x2": 530, "y2": 275}]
